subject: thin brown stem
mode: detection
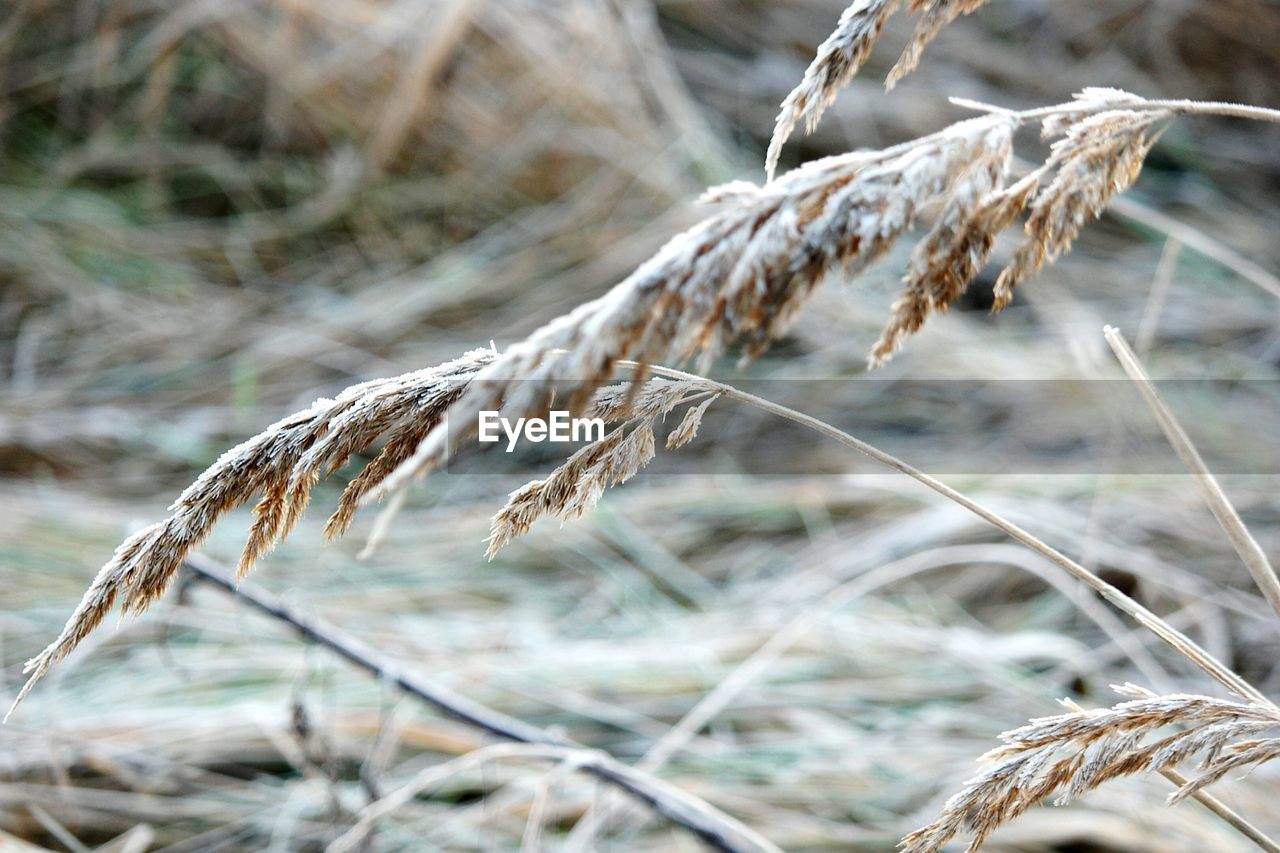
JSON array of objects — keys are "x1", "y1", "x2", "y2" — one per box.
[
  {"x1": 1104, "y1": 326, "x2": 1280, "y2": 622},
  {"x1": 951, "y1": 96, "x2": 1280, "y2": 125}
]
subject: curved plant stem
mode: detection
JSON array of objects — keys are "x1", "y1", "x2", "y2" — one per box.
[
  {"x1": 619, "y1": 360, "x2": 1271, "y2": 707},
  {"x1": 951, "y1": 96, "x2": 1280, "y2": 125},
  {"x1": 1159, "y1": 769, "x2": 1280, "y2": 853},
  {"x1": 607, "y1": 359, "x2": 1279, "y2": 852}
]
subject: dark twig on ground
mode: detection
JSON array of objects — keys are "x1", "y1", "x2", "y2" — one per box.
[{"x1": 180, "y1": 554, "x2": 778, "y2": 853}]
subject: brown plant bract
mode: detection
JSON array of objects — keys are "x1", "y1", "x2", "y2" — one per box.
[
  {"x1": 767, "y1": 0, "x2": 994, "y2": 179},
  {"x1": 486, "y1": 380, "x2": 718, "y2": 557},
  {"x1": 901, "y1": 684, "x2": 1280, "y2": 852},
  {"x1": 8, "y1": 350, "x2": 495, "y2": 720}
]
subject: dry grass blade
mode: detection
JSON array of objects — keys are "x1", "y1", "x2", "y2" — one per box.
[
  {"x1": 901, "y1": 684, "x2": 1280, "y2": 852},
  {"x1": 366, "y1": 0, "x2": 483, "y2": 171},
  {"x1": 1104, "y1": 326, "x2": 1280, "y2": 620},
  {"x1": 1135, "y1": 237, "x2": 1182, "y2": 355},
  {"x1": 486, "y1": 379, "x2": 717, "y2": 557},
  {"x1": 6, "y1": 350, "x2": 495, "y2": 720},
  {"x1": 1108, "y1": 195, "x2": 1280, "y2": 301},
  {"x1": 766, "y1": 0, "x2": 995, "y2": 178}
]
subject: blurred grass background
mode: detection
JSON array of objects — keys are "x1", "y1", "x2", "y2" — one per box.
[{"x1": 2, "y1": 0, "x2": 1280, "y2": 850}]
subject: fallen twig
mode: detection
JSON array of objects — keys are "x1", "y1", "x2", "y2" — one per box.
[{"x1": 180, "y1": 554, "x2": 781, "y2": 853}]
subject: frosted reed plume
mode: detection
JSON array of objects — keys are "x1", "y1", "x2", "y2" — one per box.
[
  {"x1": 372, "y1": 113, "x2": 1020, "y2": 503},
  {"x1": 992, "y1": 104, "x2": 1168, "y2": 309},
  {"x1": 869, "y1": 89, "x2": 1171, "y2": 363},
  {"x1": 902, "y1": 684, "x2": 1280, "y2": 852},
  {"x1": 8, "y1": 350, "x2": 495, "y2": 719},
  {"x1": 10, "y1": 112, "x2": 1004, "y2": 714},
  {"x1": 487, "y1": 379, "x2": 719, "y2": 557},
  {"x1": 766, "y1": 0, "x2": 900, "y2": 181},
  {"x1": 15, "y1": 90, "x2": 1250, "y2": 717},
  {"x1": 767, "y1": 0, "x2": 994, "y2": 179},
  {"x1": 867, "y1": 133, "x2": 1028, "y2": 364},
  {"x1": 888, "y1": 1, "x2": 994, "y2": 87},
  {"x1": 383, "y1": 89, "x2": 1182, "y2": 492}
]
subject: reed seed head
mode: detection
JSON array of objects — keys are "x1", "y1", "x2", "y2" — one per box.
[
  {"x1": 7, "y1": 350, "x2": 495, "y2": 720},
  {"x1": 767, "y1": 0, "x2": 995, "y2": 179},
  {"x1": 486, "y1": 379, "x2": 717, "y2": 557},
  {"x1": 901, "y1": 684, "x2": 1280, "y2": 852}
]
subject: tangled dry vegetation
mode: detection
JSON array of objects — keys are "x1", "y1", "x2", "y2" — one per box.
[{"x1": 4, "y1": 0, "x2": 1280, "y2": 851}]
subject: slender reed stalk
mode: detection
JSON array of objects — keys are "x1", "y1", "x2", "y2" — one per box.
[
  {"x1": 615, "y1": 361, "x2": 1269, "y2": 706},
  {"x1": 1103, "y1": 326, "x2": 1280, "y2": 621},
  {"x1": 497, "y1": 358, "x2": 1278, "y2": 850}
]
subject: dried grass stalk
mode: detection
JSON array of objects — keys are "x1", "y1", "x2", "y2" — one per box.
[
  {"x1": 487, "y1": 380, "x2": 718, "y2": 556},
  {"x1": 767, "y1": 0, "x2": 994, "y2": 178},
  {"x1": 902, "y1": 683, "x2": 1280, "y2": 852},
  {"x1": 7, "y1": 349, "x2": 495, "y2": 719},
  {"x1": 1104, "y1": 325, "x2": 1280, "y2": 620}
]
